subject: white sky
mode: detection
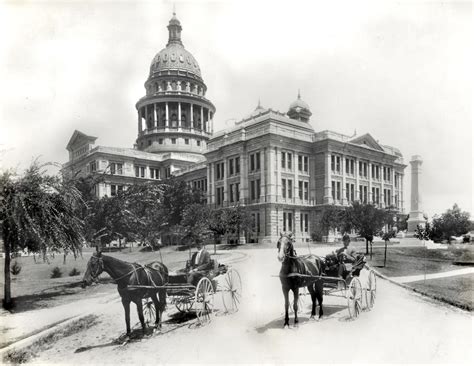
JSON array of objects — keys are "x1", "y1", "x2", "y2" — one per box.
[{"x1": 0, "y1": 0, "x2": 472, "y2": 218}]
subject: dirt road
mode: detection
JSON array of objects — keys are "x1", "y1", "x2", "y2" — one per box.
[{"x1": 27, "y1": 248, "x2": 474, "y2": 363}]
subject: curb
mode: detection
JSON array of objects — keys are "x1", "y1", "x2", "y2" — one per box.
[
  {"x1": 368, "y1": 266, "x2": 473, "y2": 312},
  {"x1": 0, "y1": 313, "x2": 91, "y2": 360}
]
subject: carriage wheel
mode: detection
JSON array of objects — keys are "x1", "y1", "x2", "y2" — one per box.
[
  {"x1": 175, "y1": 295, "x2": 193, "y2": 313},
  {"x1": 221, "y1": 269, "x2": 242, "y2": 313},
  {"x1": 347, "y1": 277, "x2": 362, "y2": 319},
  {"x1": 365, "y1": 270, "x2": 377, "y2": 310},
  {"x1": 142, "y1": 298, "x2": 156, "y2": 326},
  {"x1": 195, "y1": 278, "x2": 214, "y2": 324}
]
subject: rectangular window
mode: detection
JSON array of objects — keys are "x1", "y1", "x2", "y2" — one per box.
[
  {"x1": 229, "y1": 184, "x2": 234, "y2": 203},
  {"x1": 256, "y1": 152, "x2": 261, "y2": 170},
  {"x1": 298, "y1": 155, "x2": 303, "y2": 171},
  {"x1": 140, "y1": 167, "x2": 145, "y2": 178},
  {"x1": 90, "y1": 161, "x2": 97, "y2": 172},
  {"x1": 159, "y1": 139, "x2": 163, "y2": 144},
  {"x1": 172, "y1": 138, "x2": 176, "y2": 144},
  {"x1": 304, "y1": 156, "x2": 308, "y2": 172},
  {"x1": 251, "y1": 181, "x2": 255, "y2": 200},
  {"x1": 249, "y1": 152, "x2": 260, "y2": 172},
  {"x1": 197, "y1": 140, "x2": 201, "y2": 146},
  {"x1": 111, "y1": 184, "x2": 117, "y2": 197},
  {"x1": 229, "y1": 159, "x2": 234, "y2": 176},
  {"x1": 300, "y1": 213, "x2": 309, "y2": 233},
  {"x1": 332, "y1": 181, "x2": 336, "y2": 200},
  {"x1": 250, "y1": 154, "x2": 255, "y2": 171},
  {"x1": 135, "y1": 166, "x2": 139, "y2": 178},
  {"x1": 110, "y1": 162, "x2": 123, "y2": 175},
  {"x1": 346, "y1": 158, "x2": 350, "y2": 174},
  {"x1": 288, "y1": 179, "x2": 293, "y2": 199},
  {"x1": 304, "y1": 181, "x2": 309, "y2": 200},
  {"x1": 288, "y1": 212, "x2": 293, "y2": 232},
  {"x1": 235, "y1": 157, "x2": 240, "y2": 173},
  {"x1": 282, "y1": 179, "x2": 286, "y2": 198},
  {"x1": 283, "y1": 212, "x2": 287, "y2": 231},
  {"x1": 331, "y1": 155, "x2": 335, "y2": 171},
  {"x1": 256, "y1": 179, "x2": 261, "y2": 199},
  {"x1": 304, "y1": 213, "x2": 308, "y2": 233},
  {"x1": 350, "y1": 184, "x2": 355, "y2": 202},
  {"x1": 346, "y1": 183, "x2": 350, "y2": 201},
  {"x1": 281, "y1": 152, "x2": 286, "y2": 169},
  {"x1": 298, "y1": 181, "x2": 303, "y2": 200},
  {"x1": 235, "y1": 183, "x2": 240, "y2": 202},
  {"x1": 287, "y1": 153, "x2": 292, "y2": 170},
  {"x1": 336, "y1": 181, "x2": 341, "y2": 200},
  {"x1": 185, "y1": 138, "x2": 189, "y2": 145},
  {"x1": 336, "y1": 156, "x2": 341, "y2": 173}
]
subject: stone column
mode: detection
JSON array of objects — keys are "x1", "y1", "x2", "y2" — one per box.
[
  {"x1": 355, "y1": 158, "x2": 360, "y2": 202},
  {"x1": 407, "y1": 155, "x2": 425, "y2": 233},
  {"x1": 138, "y1": 110, "x2": 142, "y2": 134},
  {"x1": 323, "y1": 152, "x2": 332, "y2": 204},
  {"x1": 368, "y1": 162, "x2": 373, "y2": 203},
  {"x1": 190, "y1": 103, "x2": 194, "y2": 128},
  {"x1": 153, "y1": 103, "x2": 158, "y2": 128},
  {"x1": 200, "y1": 107, "x2": 204, "y2": 131},
  {"x1": 223, "y1": 160, "x2": 228, "y2": 204},
  {"x1": 178, "y1": 102, "x2": 181, "y2": 128},
  {"x1": 207, "y1": 163, "x2": 214, "y2": 204},
  {"x1": 165, "y1": 102, "x2": 169, "y2": 128},
  {"x1": 207, "y1": 110, "x2": 211, "y2": 133}
]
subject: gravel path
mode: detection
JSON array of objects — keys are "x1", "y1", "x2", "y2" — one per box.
[{"x1": 28, "y1": 247, "x2": 472, "y2": 364}]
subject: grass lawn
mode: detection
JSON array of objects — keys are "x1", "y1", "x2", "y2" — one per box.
[
  {"x1": 409, "y1": 274, "x2": 474, "y2": 310},
  {"x1": 0, "y1": 246, "x2": 231, "y2": 313},
  {"x1": 367, "y1": 244, "x2": 474, "y2": 310}
]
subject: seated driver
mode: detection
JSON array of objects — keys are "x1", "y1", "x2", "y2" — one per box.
[
  {"x1": 336, "y1": 234, "x2": 358, "y2": 278},
  {"x1": 187, "y1": 240, "x2": 212, "y2": 286}
]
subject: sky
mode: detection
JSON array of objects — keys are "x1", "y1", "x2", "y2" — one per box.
[{"x1": 0, "y1": 0, "x2": 472, "y2": 218}]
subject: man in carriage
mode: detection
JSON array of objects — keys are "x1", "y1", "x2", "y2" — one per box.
[
  {"x1": 186, "y1": 239, "x2": 213, "y2": 286},
  {"x1": 336, "y1": 234, "x2": 359, "y2": 279}
]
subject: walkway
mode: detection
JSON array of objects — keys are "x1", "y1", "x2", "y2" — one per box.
[{"x1": 390, "y1": 267, "x2": 474, "y2": 283}]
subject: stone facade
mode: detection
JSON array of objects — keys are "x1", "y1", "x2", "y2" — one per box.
[{"x1": 62, "y1": 12, "x2": 407, "y2": 244}]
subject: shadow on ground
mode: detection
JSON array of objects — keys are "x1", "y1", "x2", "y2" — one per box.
[{"x1": 255, "y1": 305, "x2": 346, "y2": 333}]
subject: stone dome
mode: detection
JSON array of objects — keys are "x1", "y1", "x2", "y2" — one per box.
[
  {"x1": 287, "y1": 91, "x2": 312, "y2": 122},
  {"x1": 149, "y1": 12, "x2": 202, "y2": 80},
  {"x1": 150, "y1": 44, "x2": 202, "y2": 78}
]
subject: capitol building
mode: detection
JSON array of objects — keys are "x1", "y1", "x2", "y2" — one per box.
[{"x1": 63, "y1": 12, "x2": 406, "y2": 243}]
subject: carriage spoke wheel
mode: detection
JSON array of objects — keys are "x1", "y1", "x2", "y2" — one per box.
[
  {"x1": 347, "y1": 277, "x2": 362, "y2": 319},
  {"x1": 221, "y1": 269, "x2": 242, "y2": 314},
  {"x1": 365, "y1": 270, "x2": 377, "y2": 310},
  {"x1": 142, "y1": 298, "x2": 156, "y2": 326},
  {"x1": 175, "y1": 295, "x2": 194, "y2": 313},
  {"x1": 195, "y1": 278, "x2": 214, "y2": 325}
]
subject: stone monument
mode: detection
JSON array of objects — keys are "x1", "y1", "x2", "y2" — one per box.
[{"x1": 407, "y1": 155, "x2": 426, "y2": 234}]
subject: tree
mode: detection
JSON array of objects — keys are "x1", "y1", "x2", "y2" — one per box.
[
  {"x1": 181, "y1": 203, "x2": 212, "y2": 245},
  {"x1": 0, "y1": 163, "x2": 84, "y2": 309},
  {"x1": 381, "y1": 230, "x2": 396, "y2": 267},
  {"x1": 318, "y1": 205, "x2": 352, "y2": 239},
  {"x1": 430, "y1": 204, "x2": 471, "y2": 242},
  {"x1": 346, "y1": 202, "x2": 389, "y2": 254}
]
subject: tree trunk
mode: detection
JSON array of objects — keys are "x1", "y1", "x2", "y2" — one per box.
[
  {"x1": 119, "y1": 237, "x2": 122, "y2": 251},
  {"x1": 365, "y1": 238, "x2": 369, "y2": 254},
  {"x1": 384, "y1": 240, "x2": 388, "y2": 267},
  {"x1": 63, "y1": 252, "x2": 67, "y2": 265},
  {"x1": 3, "y1": 225, "x2": 12, "y2": 310}
]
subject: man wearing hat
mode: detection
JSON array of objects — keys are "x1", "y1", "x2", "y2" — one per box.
[
  {"x1": 187, "y1": 240, "x2": 212, "y2": 286},
  {"x1": 336, "y1": 234, "x2": 358, "y2": 278}
]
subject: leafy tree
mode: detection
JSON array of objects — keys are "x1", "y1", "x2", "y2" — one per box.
[
  {"x1": 346, "y1": 202, "x2": 389, "y2": 254},
  {"x1": 381, "y1": 230, "x2": 396, "y2": 267},
  {"x1": 430, "y1": 204, "x2": 471, "y2": 242},
  {"x1": 181, "y1": 203, "x2": 213, "y2": 250},
  {"x1": 208, "y1": 206, "x2": 253, "y2": 245},
  {"x1": 0, "y1": 163, "x2": 84, "y2": 309},
  {"x1": 318, "y1": 205, "x2": 352, "y2": 239}
]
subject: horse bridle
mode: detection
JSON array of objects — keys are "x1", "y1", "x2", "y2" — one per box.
[
  {"x1": 279, "y1": 236, "x2": 297, "y2": 260},
  {"x1": 89, "y1": 255, "x2": 104, "y2": 279}
]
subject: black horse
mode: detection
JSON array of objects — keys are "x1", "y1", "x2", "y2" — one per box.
[
  {"x1": 82, "y1": 251, "x2": 168, "y2": 338},
  {"x1": 277, "y1": 233, "x2": 324, "y2": 327}
]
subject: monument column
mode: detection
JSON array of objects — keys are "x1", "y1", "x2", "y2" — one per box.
[{"x1": 407, "y1": 155, "x2": 425, "y2": 234}]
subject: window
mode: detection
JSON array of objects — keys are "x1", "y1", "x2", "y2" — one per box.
[
  {"x1": 150, "y1": 168, "x2": 160, "y2": 180},
  {"x1": 287, "y1": 153, "x2": 292, "y2": 170},
  {"x1": 185, "y1": 138, "x2": 189, "y2": 145},
  {"x1": 171, "y1": 138, "x2": 176, "y2": 144},
  {"x1": 89, "y1": 161, "x2": 97, "y2": 172},
  {"x1": 229, "y1": 159, "x2": 234, "y2": 175},
  {"x1": 304, "y1": 181, "x2": 309, "y2": 200},
  {"x1": 216, "y1": 187, "x2": 224, "y2": 205},
  {"x1": 395, "y1": 173, "x2": 399, "y2": 188},
  {"x1": 215, "y1": 162, "x2": 225, "y2": 180},
  {"x1": 359, "y1": 162, "x2": 368, "y2": 178},
  {"x1": 250, "y1": 179, "x2": 261, "y2": 200},
  {"x1": 148, "y1": 140, "x2": 152, "y2": 146},
  {"x1": 372, "y1": 187, "x2": 380, "y2": 204},
  {"x1": 346, "y1": 158, "x2": 354, "y2": 175},
  {"x1": 304, "y1": 156, "x2": 308, "y2": 172},
  {"x1": 359, "y1": 185, "x2": 368, "y2": 203},
  {"x1": 281, "y1": 179, "x2": 286, "y2": 198},
  {"x1": 331, "y1": 155, "x2": 341, "y2": 173},
  {"x1": 298, "y1": 155, "x2": 303, "y2": 172},
  {"x1": 298, "y1": 180, "x2": 309, "y2": 201},
  {"x1": 249, "y1": 152, "x2": 261, "y2": 172},
  {"x1": 281, "y1": 152, "x2": 286, "y2": 169},
  {"x1": 235, "y1": 157, "x2": 240, "y2": 173},
  {"x1": 300, "y1": 213, "x2": 309, "y2": 233},
  {"x1": 252, "y1": 213, "x2": 261, "y2": 234},
  {"x1": 346, "y1": 183, "x2": 355, "y2": 202},
  {"x1": 110, "y1": 162, "x2": 123, "y2": 175},
  {"x1": 287, "y1": 179, "x2": 293, "y2": 199},
  {"x1": 384, "y1": 189, "x2": 392, "y2": 206},
  {"x1": 229, "y1": 184, "x2": 234, "y2": 203},
  {"x1": 331, "y1": 180, "x2": 341, "y2": 200},
  {"x1": 110, "y1": 184, "x2": 123, "y2": 197},
  {"x1": 283, "y1": 212, "x2": 293, "y2": 231},
  {"x1": 159, "y1": 139, "x2": 163, "y2": 144},
  {"x1": 229, "y1": 183, "x2": 241, "y2": 203},
  {"x1": 135, "y1": 166, "x2": 146, "y2": 178},
  {"x1": 298, "y1": 181, "x2": 303, "y2": 200},
  {"x1": 197, "y1": 140, "x2": 201, "y2": 146}
]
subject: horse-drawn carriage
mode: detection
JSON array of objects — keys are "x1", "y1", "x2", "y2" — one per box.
[
  {"x1": 142, "y1": 259, "x2": 242, "y2": 325},
  {"x1": 277, "y1": 233, "x2": 377, "y2": 327},
  {"x1": 83, "y1": 251, "x2": 242, "y2": 339}
]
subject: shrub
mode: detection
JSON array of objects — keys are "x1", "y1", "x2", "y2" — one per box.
[
  {"x1": 50, "y1": 266, "x2": 63, "y2": 278},
  {"x1": 69, "y1": 268, "x2": 81, "y2": 276},
  {"x1": 11, "y1": 261, "x2": 22, "y2": 275}
]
